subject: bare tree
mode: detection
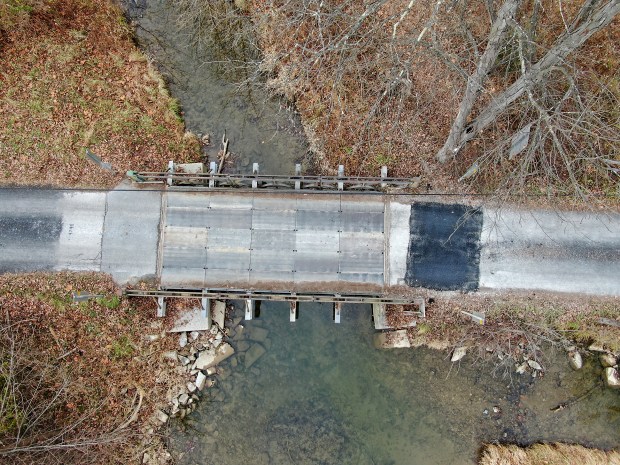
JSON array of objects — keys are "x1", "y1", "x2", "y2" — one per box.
[
  {"x1": 0, "y1": 314, "x2": 135, "y2": 464},
  {"x1": 167, "y1": 0, "x2": 619, "y2": 195},
  {"x1": 436, "y1": 0, "x2": 620, "y2": 166}
]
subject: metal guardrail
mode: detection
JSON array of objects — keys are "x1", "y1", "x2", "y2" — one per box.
[
  {"x1": 127, "y1": 162, "x2": 421, "y2": 192},
  {"x1": 124, "y1": 288, "x2": 417, "y2": 305}
]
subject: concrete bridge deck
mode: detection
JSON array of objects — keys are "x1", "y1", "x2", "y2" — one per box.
[
  {"x1": 160, "y1": 192, "x2": 389, "y2": 291},
  {"x1": 1, "y1": 186, "x2": 620, "y2": 298}
]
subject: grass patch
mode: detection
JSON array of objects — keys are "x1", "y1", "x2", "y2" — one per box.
[
  {"x1": 96, "y1": 295, "x2": 120, "y2": 309},
  {"x1": 110, "y1": 335, "x2": 134, "y2": 359}
]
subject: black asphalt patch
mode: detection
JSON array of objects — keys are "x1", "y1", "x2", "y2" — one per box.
[
  {"x1": 0, "y1": 215, "x2": 62, "y2": 243},
  {"x1": 405, "y1": 203, "x2": 483, "y2": 291}
]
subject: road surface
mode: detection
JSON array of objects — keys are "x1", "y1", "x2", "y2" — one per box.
[{"x1": 1, "y1": 187, "x2": 619, "y2": 297}]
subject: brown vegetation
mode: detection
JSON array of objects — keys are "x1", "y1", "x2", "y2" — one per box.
[
  {"x1": 0, "y1": 0, "x2": 199, "y2": 188},
  {"x1": 249, "y1": 0, "x2": 620, "y2": 202},
  {"x1": 402, "y1": 290, "x2": 620, "y2": 363},
  {"x1": 479, "y1": 442, "x2": 620, "y2": 465},
  {"x1": 0, "y1": 272, "x2": 186, "y2": 464}
]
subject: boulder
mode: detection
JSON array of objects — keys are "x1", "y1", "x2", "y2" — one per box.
[
  {"x1": 237, "y1": 340, "x2": 251, "y2": 352},
  {"x1": 248, "y1": 326, "x2": 269, "y2": 343},
  {"x1": 190, "y1": 331, "x2": 200, "y2": 341},
  {"x1": 162, "y1": 350, "x2": 178, "y2": 362},
  {"x1": 187, "y1": 382, "x2": 197, "y2": 394},
  {"x1": 193, "y1": 343, "x2": 235, "y2": 370},
  {"x1": 568, "y1": 351, "x2": 583, "y2": 370},
  {"x1": 179, "y1": 332, "x2": 188, "y2": 348},
  {"x1": 244, "y1": 343, "x2": 266, "y2": 369},
  {"x1": 373, "y1": 330, "x2": 411, "y2": 349},
  {"x1": 604, "y1": 367, "x2": 620, "y2": 389},
  {"x1": 233, "y1": 325, "x2": 245, "y2": 340},
  {"x1": 527, "y1": 359, "x2": 543, "y2": 371},
  {"x1": 600, "y1": 353, "x2": 617, "y2": 368},
  {"x1": 588, "y1": 343, "x2": 607, "y2": 353},
  {"x1": 178, "y1": 393, "x2": 190, "y2": 406},
  {"x1": 155, "y1": 409, "x2": 169, "y2": 424},
  {"x1": 213, "y1": 300, "x2": 226, "y2": 328},
  {"x1": 177, "y1": 355, "x2": 190, "y2": 366},
  {"x1": 195, "y1": 371, "x2": 207, "y2": 391},
  {"x1": 451, "y1": 346, "x2": 467, "y2": 362}
]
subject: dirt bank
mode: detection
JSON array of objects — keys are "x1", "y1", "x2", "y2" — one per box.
[
  {"x1": 0, "y1": 0, "x2": 200, "y2": 188},
  {"x1": 0, "y1": 272, "x2": 199, "y2": 464}
]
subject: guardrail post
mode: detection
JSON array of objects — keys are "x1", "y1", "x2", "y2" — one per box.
[
  {"x1": 381, "y1": 165, "x2": 388, "y2": 188},
  {"x1": 201, "y1": 294, "x2": 212, "y2": 329},
  {"x1": 333, "y1": 302, "x2": 342, "y2": 323},
  {"x1": 337, "y1": 165, "x2": 344, "y2": 191},
  {"x1": 209, "y1": 161, "x2": 217, "y2": 188},
  {"x1": 167, "y1": 161, "x2": 175, "y2": 187},
  {"x1": 157, "y1": 296, "x2": 166, "y2": 317},
  {"x1": 289, "y1": 301, "x2": 298, "y2": 322},
  {"x1": 252, "y1": 163, "x2": 259, "y2": 189},
  {"x1": 294, "y1": 164, "x2": 301, "y2": 190},
  {"x1": 245, "y1": 299, "x2": 254, "y2": 320},
  {"x1": 414, "y1": 297, "x2": 425, "y2": 318}
]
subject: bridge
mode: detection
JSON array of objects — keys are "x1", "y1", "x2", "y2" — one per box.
[{"x1": 1, "y1": 163, "x2": 619, "y2": 324}]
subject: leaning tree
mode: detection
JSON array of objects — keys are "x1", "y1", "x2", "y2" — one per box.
[{"x1": 436, "y1": 0, "x2": 620, "y2": 197}]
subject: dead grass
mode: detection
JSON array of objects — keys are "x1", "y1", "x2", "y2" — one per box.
[
  {"x1": 0, "y1": 0, "x2": 199, "y2": 188},
  {"x1": 402, "y1": 290, "x2": 620, "y2": 358},
  {"x1": 251, "y1": 0, "x2": 620, "y2": 205},
  {"x1": 0, "y1": 272, "x2": 186, "y2": 464},
  {"x1": 479, "y1": 443, "x2": 620, "y2": 465}
]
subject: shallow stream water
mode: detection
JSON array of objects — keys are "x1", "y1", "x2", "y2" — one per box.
[
  {"x1": 170, "y1": 304, "x2": 619, "y2": 465},
  {"x1": 125, "y1": 3, "x2": 619, "y2": 463},
  {"x1": 127, "y1": 0, "x2": 308, "y2": 175}
]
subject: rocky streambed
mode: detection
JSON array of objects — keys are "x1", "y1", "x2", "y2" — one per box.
[{"x1": 160, "y1": 302, "x2": 619, "y2": 465}]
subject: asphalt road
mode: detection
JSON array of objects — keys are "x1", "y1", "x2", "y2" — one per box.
[
  {"x1": 1, "y1": 187, "x2": 619, "y2": 297},
  {"x1": 0, "y1": 188, "x2": 161, "y2": 284}
]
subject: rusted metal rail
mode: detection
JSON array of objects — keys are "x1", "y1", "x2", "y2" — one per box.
[
  {"x1": 125, "y1": 287, "x2": 424, "y2": 323},
  {"x1": 124, "y1": 287, "x2": 416, "y2": 305},
  {"x1": 127, "y1": 162, "x2": 421, "y2": 192}
]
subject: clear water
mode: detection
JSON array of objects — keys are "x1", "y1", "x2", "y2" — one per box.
[
  {"x1": 127, "y1": 0, "x2": 308, "y2": 175},
  {"x1": 170, "y1": 303, "x2": 620, "y2": 465}
]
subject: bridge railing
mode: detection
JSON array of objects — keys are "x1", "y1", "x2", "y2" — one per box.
[
  {"x1": 127, "y1": 162, "x2": 421, "y2": 192},
  {"x1": 124, "y1": 287, "x2": 425, "y2": 324},
  {"x1": 124, "y1": 287, "x2": 417, "y2": 304}
]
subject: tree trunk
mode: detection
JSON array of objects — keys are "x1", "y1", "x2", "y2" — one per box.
[
  {"x1": 436, "y1": 0, "x2": 522, "y2": 163},
  {"x1": 436, "y1": 0, "x2": 620, "y2": 163}
]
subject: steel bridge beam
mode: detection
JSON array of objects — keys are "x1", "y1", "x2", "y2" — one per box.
[
  {"x1": 128, "y1": 171, "x2": 420, "y2": 193},
  {"x1": 124, "y1": 288, "x2": 418, "y2": 305}
]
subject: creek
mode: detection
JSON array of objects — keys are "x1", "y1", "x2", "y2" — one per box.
[
  {"x1": 127, "y1": 0, "x2": 307, "y2": 175},
  {"x1": 125, "y1": 2, "x2": 619, "y2": 464},
  {"x1": 169, "y1": 303, "x2": 619, "y2": 465}
]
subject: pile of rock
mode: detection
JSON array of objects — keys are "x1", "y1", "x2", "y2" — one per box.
[
  {"x1": 150, "y1": 310, "x2": 273, "y2": 428},
  {"x1": 154, "y1": 325, "x2": 236, "y2": 423},
  {"x1": 588, "y1": 344, "x2": 620, "y2": 389},
  {"x1": 514, "y1": 357, "x2": 544, "y2": 377}
]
